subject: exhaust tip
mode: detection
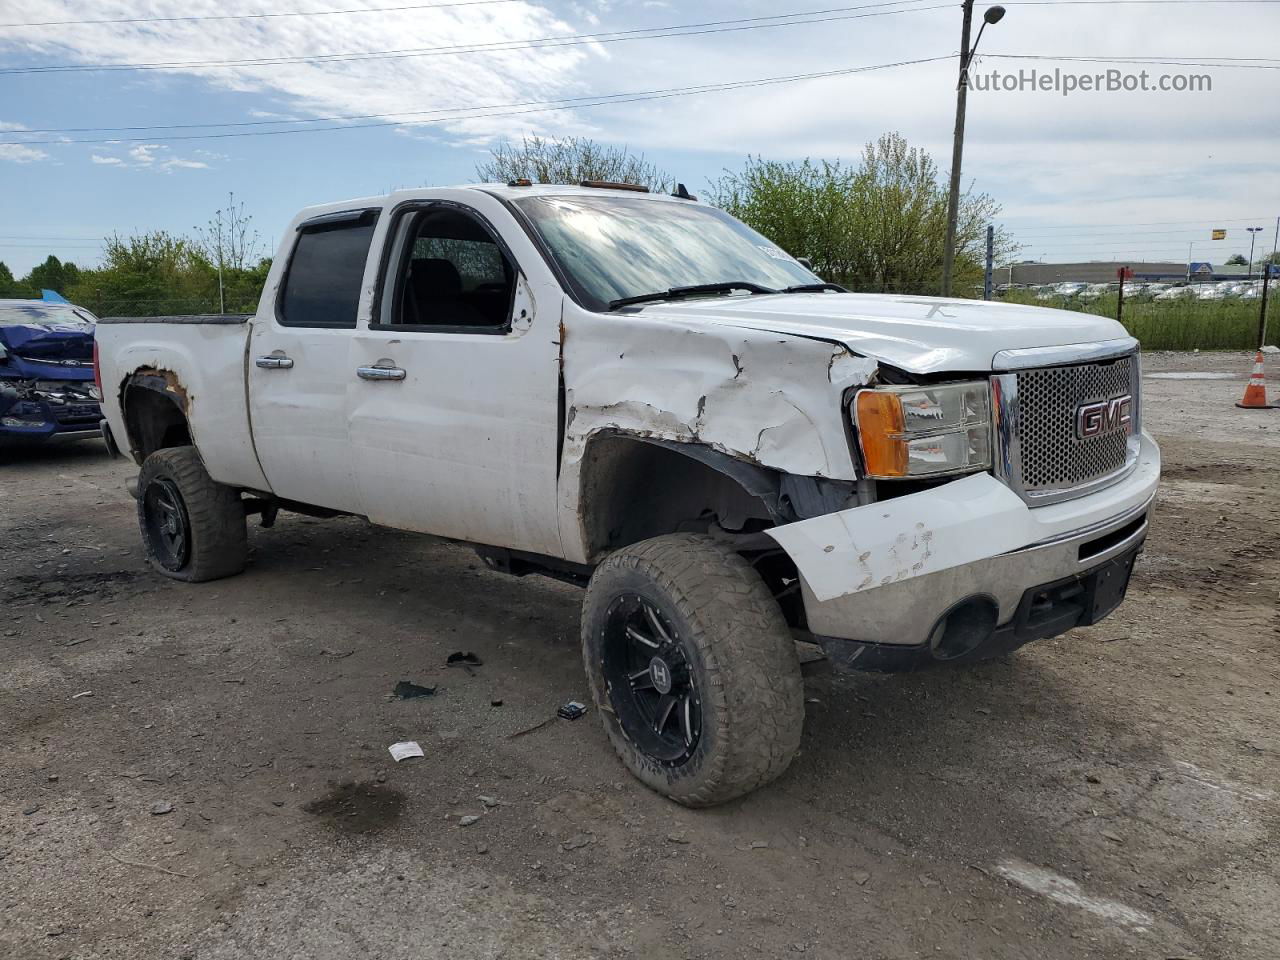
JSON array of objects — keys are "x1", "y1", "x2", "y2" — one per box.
[{"x1": 928, "y1": 597, "x2": 998, "y2": 662}]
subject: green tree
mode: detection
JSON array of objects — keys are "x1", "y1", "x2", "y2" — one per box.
[
  {"x1": 0, "y1": 261, "x2": 21, "y2": 297},
  {"x1": 67, "y1": 232, "x2": 216, "y2": 317},
  {"x1": 1225, "y1": 253, "x2": 1247, "y2": 266},
  {"x1": 25, "y1": 255, "x2": 81, "y2": 295},
  {"x1": 477, "y1": 135, "x2": 672, "y2": 192},
  {"x1": 710, "y1": 132, "x2": 1013, "y2": 296}
]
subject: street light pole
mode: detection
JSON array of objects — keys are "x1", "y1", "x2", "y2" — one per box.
[
  {"x1": 940, "y1": 3, "x2": 1004, "y2": 297},
  {"x1": 1246, "y1": 226, "x2": 1262, "y2": 278}
]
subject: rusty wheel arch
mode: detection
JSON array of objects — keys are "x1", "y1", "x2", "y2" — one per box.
[{"x1": 119, "y1": 368, "x2": 193, "y2": 465}]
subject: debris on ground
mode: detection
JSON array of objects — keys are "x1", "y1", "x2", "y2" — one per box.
[
  {"x1": 387, "y1": 741, "x2": 425, "y2": 762},
  {"x1": 149, "y1": 801, "x2": 174, "y2": 816},
  {"x1": 320, "y1": 648, "x2": 355, "y2": 659},
  {"x1": 557, "y1": 701, "x2": 587, "y2": 720},
  {"x1": 508, "y1": 716, "x2": 557, "y2": 739},
  {"x1": 392, "y1": 680, "x2": 437, "y2": 700},
  {"x1": 459, "y1": 815, "x2": 481, "y2": 827},
  {"x1": 490, "y1": 698, "x2": 504, "y2": 707},
  {"x1": 446, "y1": 651, "x2": 483, "y2": 668},
  {"x1": 70, "y1": 690, "x2": 93, "y2": 700},
  {"x1": 561, "y1": 833, "x2": 593, "y2": 851}
]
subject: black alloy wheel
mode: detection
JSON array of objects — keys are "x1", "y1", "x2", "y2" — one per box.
[
  {"x1": 600, "y1": 594, "x2": 702, "y2": 766},
  {"x1": 142, "y1": 476, "x2": 192, "y2": 571}
]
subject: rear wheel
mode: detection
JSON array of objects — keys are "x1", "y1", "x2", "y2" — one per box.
[
  {"x1": 581, "y1": 533, "x2": 804, "y2": 807},
  {"x1": 137, "y1": 446, "x2": 246, "y2": 582}
]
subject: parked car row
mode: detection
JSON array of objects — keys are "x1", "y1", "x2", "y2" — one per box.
[{"x1": 1005, "y1": 279, "x2": 1267, "y2": 304}]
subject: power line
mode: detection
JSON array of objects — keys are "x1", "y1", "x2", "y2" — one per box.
[
  {"x1": 10, "y1": 54, "x2": 944, "y2": 135},
  {"x1": 983, "y1": 54, "x2": 1280, "y2": 69},
  {"x1": 0, "y1": 242, "x2": 104, "y2": 248},
  {"x1": 0, "y1": 1, "x2": 522, "y2": 29},
  {"x1": 0, "y1": 56, "x2": 953, "y2": 147},
  {"x1": 0, "y1": 234, "x2": 103, "y2": 241},
  {"x1": 1007, "y1": 0, "x2": 1280, "y2": 4},
  {"x1": 1007, "y1": 217, "x2": 1277, "y2": 229},
  {"x1": 0, "y1": 2, "x2": 949, "y2": 76}
]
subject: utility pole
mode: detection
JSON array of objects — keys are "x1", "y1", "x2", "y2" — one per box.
[
  {"x1": 1260, "y1": 265, "x2": 1272, "y2": 350},
  {"x1": 941, "y1": 4, "x2": 1004, "y2": 298},
  {"x1": 983, "y1": 225, "x2": 994, "y2": 299},
  {"x1": 940, "y1": 0, "x2": 975, "y2": 298}
]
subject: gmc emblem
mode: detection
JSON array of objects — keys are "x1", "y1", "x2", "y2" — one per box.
[{"x1": 1076, "y1": 395, "x2": 1132, "y2": 439}]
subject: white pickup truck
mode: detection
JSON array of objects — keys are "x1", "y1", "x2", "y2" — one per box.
[{"x1": 95, "y1": 182, "x2": 1160, "y2": 806}]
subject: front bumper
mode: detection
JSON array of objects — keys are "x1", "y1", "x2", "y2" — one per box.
[
  {"x1": 765, "y1": 431, "x2": 1160, "y2": 666},
  {"x1": 0, "y1": 381, "x2": 101, "y2": 443}
]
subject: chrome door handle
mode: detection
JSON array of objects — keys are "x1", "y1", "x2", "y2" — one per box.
[
  {"x1": 255, "y1": 355, "x2": 294, "y2": 369},
  {"x1": 356, "y1": 365, "x2": 406, "y2": 381}
]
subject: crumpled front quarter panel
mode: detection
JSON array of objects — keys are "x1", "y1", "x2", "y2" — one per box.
[{"x1": 557, "y1": 305, "x2": 877, "y2": 561}]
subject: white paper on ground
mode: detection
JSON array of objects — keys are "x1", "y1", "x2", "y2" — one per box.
[{"x1": 388, "y1": 740, "x2": 424, "y2": 762}]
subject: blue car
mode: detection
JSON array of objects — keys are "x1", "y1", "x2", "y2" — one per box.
[{"x1": 0, "y1": 292, "x2": 103, "y2": 447}]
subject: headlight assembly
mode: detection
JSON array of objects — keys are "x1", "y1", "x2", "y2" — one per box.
[{"x1": 852, "y1": 381, "x2": 991, "y2": 479}]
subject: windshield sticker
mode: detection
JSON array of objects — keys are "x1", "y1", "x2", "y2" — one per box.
[{"x1": 756, "y1": 244, "x2": 793, "y2": 262}]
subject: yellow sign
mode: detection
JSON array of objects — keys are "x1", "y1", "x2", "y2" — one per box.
[{"x1": 1211, "y1": 229, "x2": 1226, "y2": 240}]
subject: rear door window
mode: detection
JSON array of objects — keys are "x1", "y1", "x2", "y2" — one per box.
[{"x1": 279, "y1": 211, "x2": 378, "y2": 328}]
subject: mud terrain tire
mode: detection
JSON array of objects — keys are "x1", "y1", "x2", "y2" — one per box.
[
  {"x1": 581, "y1": 533, "x2": 804, "y2": 807},
  {"x1": 136, "y1": 446, "x2": 246, "y2": 582}
]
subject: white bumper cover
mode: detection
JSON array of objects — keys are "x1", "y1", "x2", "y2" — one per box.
[{"x1": 765, "y1": 431, "x2": 1160, "y2": 645}]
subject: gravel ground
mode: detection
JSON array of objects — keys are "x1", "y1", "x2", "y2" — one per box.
[{"x1": 1, "y1": 349, "x2": 1277, "y2": 960}]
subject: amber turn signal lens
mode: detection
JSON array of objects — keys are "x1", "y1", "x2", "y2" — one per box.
[{"x1": 854, "y1": 391, "x2": 908, "y2": 477}]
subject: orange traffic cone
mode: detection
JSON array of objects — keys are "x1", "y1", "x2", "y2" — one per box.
[{"x1": 1236, "y1": 351, "x2": 1277, "y2": 409}]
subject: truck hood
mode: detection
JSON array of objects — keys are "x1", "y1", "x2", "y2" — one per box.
[{"x1": 628, "y1": 292, "x2": 1132, "y2": 374}]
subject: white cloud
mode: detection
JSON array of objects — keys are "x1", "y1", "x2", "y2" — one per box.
[
  {"x1": 88, "y1": 142, "x2": 212, "y2": 172},
  {"x1": 0, "y1": 143, "x2": 46, "y2": 163},
  {"x1": 0, "y1": 1, "x2": 593, "y2": 146},
  {"x1": 128, "y1": 143, "x2": 160, "y2": 165},
  {"x1": 0, "y1": 120, "x2": 46, "y2": 161}
]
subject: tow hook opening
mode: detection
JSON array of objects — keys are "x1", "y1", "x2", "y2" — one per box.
[{"x1": 927, "y1": 597, "x2": 999, "y2": 661}]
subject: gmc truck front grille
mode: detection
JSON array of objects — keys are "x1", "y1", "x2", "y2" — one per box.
[
  {"x1": 1017, "y1": 357, "x2": 1135, "y2": 491},
  {"x1": 990, "y1": 348, "x2": 1142, "y2": 506}
]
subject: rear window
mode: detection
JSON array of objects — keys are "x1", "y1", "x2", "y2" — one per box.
[{"x1": 279, "y1": 212, "x2": 378, "y2": 328}]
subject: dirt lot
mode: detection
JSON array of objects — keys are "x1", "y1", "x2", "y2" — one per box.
[{"x1": 2, "y1": 350, "x2": 1277, "y2": 960}]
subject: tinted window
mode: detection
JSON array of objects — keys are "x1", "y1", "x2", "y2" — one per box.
[
  {"x1": 390, "y1": 208, "x2": 514, "y2": 330},
  {"x1": 280, "y1": 214, "x2": 377, "y2": 328}
]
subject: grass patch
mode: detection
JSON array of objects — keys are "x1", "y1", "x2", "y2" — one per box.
[{"x1": 1001, "y1": 291, "x2": 1276, "y2": 351}]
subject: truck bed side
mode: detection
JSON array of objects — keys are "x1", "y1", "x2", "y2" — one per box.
[{"x1": 96, "y1": 315, "x2": 270, "y2": 492}]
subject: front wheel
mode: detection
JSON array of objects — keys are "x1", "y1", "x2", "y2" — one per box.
[
  {"x1": 581, "y1": 533, "x2": 804, "y2": 807},
  {"x1": 136, "y1": 446, "x2": 247, "y2": 582}
]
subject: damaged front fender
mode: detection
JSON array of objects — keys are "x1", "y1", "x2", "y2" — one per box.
[{"x1": 556, "y1": 308, "x2": 879, "y2": 561}]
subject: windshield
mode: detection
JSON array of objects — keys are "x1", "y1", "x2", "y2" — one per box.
[
  {"x1": 0, "y1": 303, "x2": 97, "y2": 328},
  {"x1": 512, "y1": 195, "x2": 820, "y2": 311}
]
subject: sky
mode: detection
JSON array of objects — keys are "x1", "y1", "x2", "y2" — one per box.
[{"x1": 0, "y1": 0, "x2": 1277, "y2": 276}]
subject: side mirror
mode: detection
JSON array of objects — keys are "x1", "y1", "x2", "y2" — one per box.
[{"x1": 797, "y1": 257, "x2": 815, "y2": 272}]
